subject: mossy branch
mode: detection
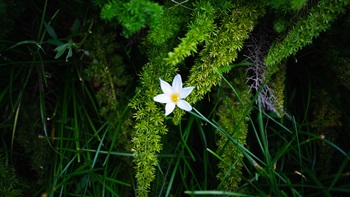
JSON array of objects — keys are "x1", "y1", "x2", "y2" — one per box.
[
  {"x1": 146, "y1": 2, "x2": 189, "y2": 46},
  {"x1": 100, "y1": 0, "x2": 163, "y2": 38},
  {"x1": 265, "y1": 0, "x2": 347, "y2": 76},
  {"x1": 216, "y1": 69, "x2": 252, "y2": 191},
  {"x1": 129, "y1": 48, "x2": 178, "y2": 196},
  {"x1": 173, "y1": 4, "x2": 264, "y2": 124},
  {"x1": 164, "y1": 1, "x2": 217, "y2": 66},
  {"x1": 129, "y1": 3, "x2": 218, "y2": 195}
]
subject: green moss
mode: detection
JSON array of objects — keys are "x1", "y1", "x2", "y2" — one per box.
[
  {"x1": 270, "y1": 61, "x2": 286, "y2": 116},
  {"x1": 84, "y1": 25, "x2": 131, "y2": 117},
  {"x1": 311, "y1": 89, "x2": 342, "y2": 175},
  {"x1": 0, "y1": 157, "x2": 22, "y2": 197},
  {"x1": 13, "y1": 94, "x2": 51, "y2": 185},
  {"x1": 84, "y1": 24, "x2": 134, "y2": 151},
  {"x1": 328, "y1": 48, "x2": 350, "y2": 90}
]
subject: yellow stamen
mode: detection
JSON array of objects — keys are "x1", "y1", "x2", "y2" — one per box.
[{"x1": 171, "y1": 93, "x2": 179, "y2": 103}]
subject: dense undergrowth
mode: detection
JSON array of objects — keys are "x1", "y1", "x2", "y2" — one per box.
[{"x1": 0, "y1": 0, "x2": 350, "y2": 196}]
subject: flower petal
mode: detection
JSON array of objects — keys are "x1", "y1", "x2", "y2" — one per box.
[
  {"x1": 177, "y1": 100, "x2": 192, "y2": 111},
  {"x1": 165, "y1": 102, "x2": 176, "y2": 116},
  {"x1": 154, "y1": 94, "x2": 171, "y2": 103},
  {"x1": 172, "y1": 74, "x2": 182, "y2": 93},
  {"x1": 160, "y1": 78, "x2": 173, "y2": 95},
  {"x1": 179, "y1": 86, "x2": 195, "y2": 98}
]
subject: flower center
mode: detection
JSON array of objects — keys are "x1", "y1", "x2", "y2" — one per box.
[{"x1": 170, "y1": 93, "x2": 179, "y2": 103}]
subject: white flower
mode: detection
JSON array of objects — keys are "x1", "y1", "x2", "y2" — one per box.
[{"x1": 153, "y1": 74, "x2": 195, "y2": 116}]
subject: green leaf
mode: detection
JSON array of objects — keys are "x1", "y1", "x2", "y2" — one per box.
[
  {"x1": 53, "y1": 40, "x2": 75, "y2": 61},
  {"x1": 7, "y1": 40, "x2": 45, "y2": 53},
  {"x1": 71, "y1": 18, "x2": 81, "y2": 34},
  {"x1": 47, "y1": 39, "x2": 64, "y2": 46},
  {"x1": 8, "y1": 40, "x2": 38, "y2": 50},
  {"x1": 44, "y1": 21, "x2": 58, "y2": 39},
  {"x1": 54, "y1": 43, "x2": 68, "y2": 59},
  {"x1": 66, "y1": 47, "x2": 72, "y2": 62}
]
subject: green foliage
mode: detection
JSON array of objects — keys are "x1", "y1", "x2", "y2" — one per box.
[
  {"x1": 126, "y1": 1, "x2": 211, "y2": 193},
  {"x1": 0, "y1": 158, "x2": 22, "y2": 197},
  {"x1": 216, "y1": 69, "x2": 252, "y2": 191},
  {"x1": 100, "y1": 0, "x2": 163, "y2": 38},
  {"x1": 330, "y1": 53, "x2": 350, "y2": 89},
  {"x1": 165, "y1": 1, "x2": 216, "y2": 66},
  {"x1": 129, "y1": 48, "x2": 177, "y2": 196},
  {"x1": 84, "y1": 25, "x2": 131, "y2": 118},
  {"x1": 15, "y1": 97, "x2": 51, "y2": 184},
  {"x1": 327, "y1": 14, "x2": 350, "y2": 89},
  {"x1": 270, "y1": 61, "x2": 287, "y2": 116},
  {"x1": 146, "y1": 2, "x2": 189, "y2": 46},
  {"x1": 127, "y1": 3, "x2": 220, "y2": 191},
  {"x1": 264, "y1": 0, "x2": 307, "y2": 12},
  {"x1": 265, "y1": 0, "x2": 347, "y2": 76},
  {"x1": 130, "y1": 2, "x2": 264, "y2": 196},
  {"x1": 173, "y1": 3, "x2": 265, "y2": 124},
  {"x1": 1, "y1": 0, "x2": 350, "y2": 196},
  {"x1": 53, "y1": 39, "x2": 75, "y2": 62},
  {"x1": 84, "y1": 24, "x2": 136, "y2": 166},
  {"x1": 273, "y1": 19, "x2": 287, "y2": 34},
  {"x1": 311, "y1": 90, "x2": 342, "y2": 176}
]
